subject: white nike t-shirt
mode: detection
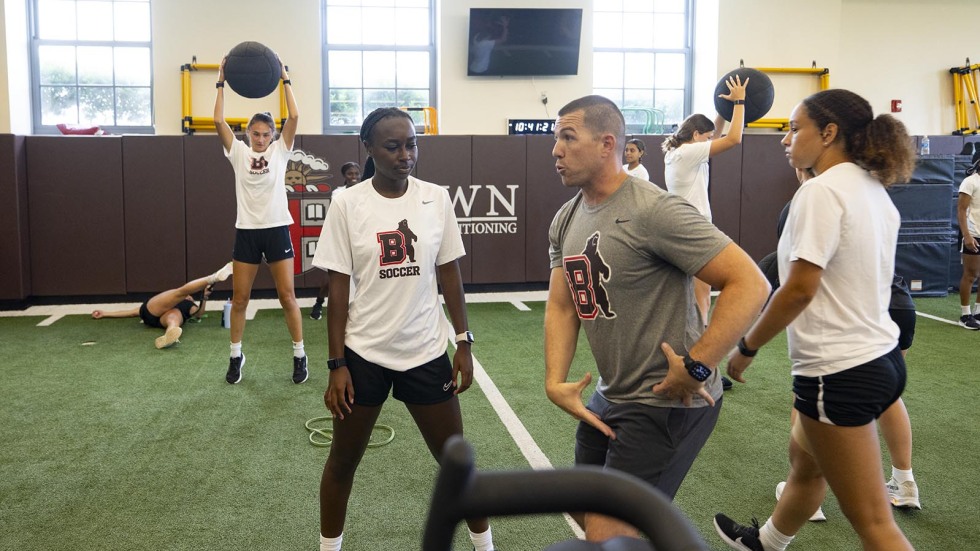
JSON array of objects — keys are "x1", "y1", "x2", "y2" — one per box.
[{"x1": 312, "y1": 177, "x2": 465, "y2": 370}]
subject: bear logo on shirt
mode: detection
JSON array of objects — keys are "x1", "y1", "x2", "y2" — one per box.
[
  {"x1": 562, "y1": 231, "x2": 615, "y2": 320},
  {"x1": 377, "y1": 219, "x2": 421, "y2": 279}
]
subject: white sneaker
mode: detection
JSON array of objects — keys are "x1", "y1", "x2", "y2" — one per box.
[
  {"x1": 887, "y1": 478, "x2": 921, "y2": 509},
  {"x1": 155, "y1": 326, "x2": 182, "y2": 349},
  {"x1": 208, "y1": 261, "x2": 234, "y2": 285},
  {"x1": 776, "y1": 481, "x2": 827, "y2": 522}
]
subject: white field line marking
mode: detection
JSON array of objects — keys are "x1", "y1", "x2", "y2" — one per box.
[
  {"x1": 447, "y1": 318, "x2": 584, "y2": 539},
  {"x1": 915, "y1": 311, "x2": 960, "y2": 326},
  {"x1": 37, "y1": 314, "x2": 64, "y2": 327}
]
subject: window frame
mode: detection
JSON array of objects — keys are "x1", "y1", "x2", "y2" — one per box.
[
  {"x1": 28, "y1": 0, "x2": 155, "y2": 135},
  {"x1": 591, "y1": 0, "x2": 694, "y2": 130},
  {"x1": 320, "y1": 0, "x2": 437, "y2": 134}
]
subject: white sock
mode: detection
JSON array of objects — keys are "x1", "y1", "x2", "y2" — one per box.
[
  {"x1": 963, "y1": 305, "x2": 972, "y2": 316},
  {"x1": 892, "y1": 466, "x2": 914, "y2": 483},
  {"x1": 469, "y1": 526, "x2": 493, "y2": 551},
  {"x1": 759, "y1": 517, "x2": 794, "y2": 551},
  {"x1": 230, "y1": 342, "x2": 242, "y2": 358},
  {"x1": 973, "y1": 303, "x2": 979, "y2": 316},
  {"x1": 293, "y1": 341, "x2": 306, "y2": 359},
  {"x1": 319, "y1": 533, "x2": 342, "y2": 551}
]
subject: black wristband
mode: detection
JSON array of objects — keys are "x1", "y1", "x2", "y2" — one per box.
[
  {"x1": 327, "y1": 357, "x2": 347, "y2": 371},
  {"x1": 216, "y1": 81, "x2": 224, "y2": 88},
  {"x1": 733, "y1": 99, "x2": 745, "y2": 105},
  {"x1": 282, "y1": 79, "x2": 291, "y2": 85},
  {"x1": 737, "y1": 337, "x2": 758, "y2": 357}
]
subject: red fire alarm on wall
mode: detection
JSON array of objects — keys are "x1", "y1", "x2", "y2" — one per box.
[{"x1": 891, "y1": 99, "x2": 903, "y2": 113}]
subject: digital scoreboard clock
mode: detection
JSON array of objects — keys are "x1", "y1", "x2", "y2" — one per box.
[{"x1": 507, "y1": 119, "x2": 556, "y2": 135}]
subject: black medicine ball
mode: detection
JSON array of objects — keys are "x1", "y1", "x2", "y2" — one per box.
[
  {"x1": 224, "y1": 41, "x2": 281, "y2": 99},
  {"x1": 713, "y1": 67, "x2": 775, "y2": 124}
]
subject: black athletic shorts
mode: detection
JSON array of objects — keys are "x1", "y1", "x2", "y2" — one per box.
[
  {"x1": 963, "y1": 237, "x2": 980, "y2": 256},
  {"x1": 345, "y1": 346, "x2": 455, "y2": 407},
  {"x1": 575, "y1": 392, "x2": 722, "y2": 500},
  {"x1": 793, "y1": 346, "x2": 906, "y2": 427},
  {"x1": 889, "y1": 308, "x2": 916, "y2": 351},
  {"x1": 233, "y1": 226, "x2": 294, "y2": 264},
  {"x1": 139, "y1": 299, "x2": 196, "y2": 329}
]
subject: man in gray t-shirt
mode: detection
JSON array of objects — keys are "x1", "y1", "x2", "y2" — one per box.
[{"x1": 544, "y1": 95, "x2": 769, "y2": 542}]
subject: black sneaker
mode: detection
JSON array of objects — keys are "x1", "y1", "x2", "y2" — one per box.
[
  {"x1": 721, "y1": 376, "x2": 733, "y2": 391},
  {"x1": 310, "y1": 301, "x2": 323, "y2": 320},
  {"x1": 293, "y1": 355, "x2": 309, "y2": 384},
  {"x1": 226, "y1": 354, "x2": 245, "y2": 384},
  {"x1": 713, "y1": 514, "x2": 763, "y2": 551},
  {"x1": 959, "y1": 314, "x2": 980, "y2": 330}
]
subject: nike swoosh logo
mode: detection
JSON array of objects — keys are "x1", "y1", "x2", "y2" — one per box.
[
  {"x1": 615, "y1": 218, "x2": 630, "y2": 224},
  {"x1": 423, "y1": 200, "x2": 434, "y2": 204},
  {"x1": 443, "y1": 382, "x2": 453, "y2": 391},
  {"x1": 284, "y1": 249, "x2": 291, "y2": 253}
]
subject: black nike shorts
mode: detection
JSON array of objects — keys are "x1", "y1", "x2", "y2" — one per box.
[
  {"x1": 344, "y1": 346, "x2": 455, "y2": 406},
  {"x1": 233, "y1": 226, "x2": 294, "y2": 264}
]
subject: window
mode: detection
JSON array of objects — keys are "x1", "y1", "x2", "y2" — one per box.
[
  {"x1": 29, "y1": 0, "x2": 153, "y2": 134},
  {"x1": 322, "y1": 0, "x2": 435, "y2": 133},
  {"x1": 592, "y1": 0, "x2": 692, "y2": 130}
]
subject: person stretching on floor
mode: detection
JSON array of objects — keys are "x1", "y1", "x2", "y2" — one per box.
[{"x1": 92, "y1": 262, "x2": 233, "y2": 349}]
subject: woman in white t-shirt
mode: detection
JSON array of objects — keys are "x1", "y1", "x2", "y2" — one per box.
[
  {"x1": 214, "y1": 54, "x2": 307, "y2": 386},
  {"x1": 623, "y1": 138, "x2": 650, "y2": 181},
  {"x1": 662, "y1": 75, "x2": 747, "y2": 327},
  {"x1": 715, "y1": 89, "x2": 916, "y2": 551},
  {"x1": 956, "y1": 151, "x2": 980, "y2": 329},
  {"x1": 312, "y1": 108, "x2": 495, "y2": 551}
]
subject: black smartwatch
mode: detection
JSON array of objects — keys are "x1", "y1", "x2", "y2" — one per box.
[
  {"x1": 327, "y1": 357, "x2": 347, "y2": 371},
  {"x1": 683, "y1": 356, "x2": 712, "y2": 382},
  {"x1": 737, "y1": 336, "x2": 758, "y2": 357}
]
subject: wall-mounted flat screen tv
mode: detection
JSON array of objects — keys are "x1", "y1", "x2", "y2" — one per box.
[{"x1": 467, "y1": 8, "x2": 583, "y2": 77}]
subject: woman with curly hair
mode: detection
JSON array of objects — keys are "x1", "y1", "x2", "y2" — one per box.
[{"x1": 714, "y1": 88, "x2": 916, "y2": 551}]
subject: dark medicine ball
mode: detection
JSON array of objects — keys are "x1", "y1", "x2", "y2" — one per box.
[
  {"x1": 224, "y1": 42, "x2": 281, "y2": 99},
  {"x1": 713, "y1": 67, "x2": 774, "y2": 124}
]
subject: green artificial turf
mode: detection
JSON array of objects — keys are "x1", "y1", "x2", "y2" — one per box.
[{"x1": 0, "y1": 295, "x2": 977, "y2": 550}]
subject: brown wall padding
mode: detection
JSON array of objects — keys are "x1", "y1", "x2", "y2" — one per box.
[
  {"x1": 123, "y1": 136, "x2": 186, "y2": 293},
  {"x1": 416, "y1": 135, "x2": 473, "y2": 283},
  {"x1": 5, "y1": 133, "x2": 821, "y2": 300},
  {"x1": 26, "y1": 136, "x2": 126, "y2": 296},
  {"x1": 738, "y1": 134, "x2": 798, "y2": 260},
  {"x1": 0, "y1": 135, "x2": 30, "y2": 301},
  {"x1": 469, "y1": 136, "x2": 527, "y2": 284},
  {"x1": 524, "y1": 136, "x2": 577, "y2": 283}
]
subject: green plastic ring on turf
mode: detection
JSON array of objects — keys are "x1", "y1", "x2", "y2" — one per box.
[{"x1": 304, "y1": 416, "x2": 394, "y2": 448}]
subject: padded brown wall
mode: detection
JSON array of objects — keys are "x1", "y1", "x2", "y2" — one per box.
[
  {"x1": 525, "y1": 135, "x2": 577, "y2": 283},
  {"x1": 26, "y1": 136, "x2": 126, "y2": 296},
  {"x1": 0, "y1": 135, "x2": 29, "y2": 301},
  {"x1": 3, "y1": 132, "x2": 839, "y2": 301},
  {"x1": 737, "y1": 134, "x2": 798, "y2": 260},
  {"x1": 123, "y1": 136, "x2": 186, "y2": 293},
  {"x1": 415, "y1": 135, "x2": 474, "y2": 283},
  {"x1": 468, "y1": 136, "x2": 526, "y2": 284}
]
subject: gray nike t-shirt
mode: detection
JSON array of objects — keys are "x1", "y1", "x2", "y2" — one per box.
[{"x1": 548, "y1": 176, "x2": 731, "y2": 407}]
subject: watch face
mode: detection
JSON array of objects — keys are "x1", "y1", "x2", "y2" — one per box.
[{"x1": 687, "y1": 361, "x2": 712, "y2": 382}]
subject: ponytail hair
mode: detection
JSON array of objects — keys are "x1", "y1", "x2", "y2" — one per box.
[
  {"x1": 801, "y1": 89, "x2": 915, "y2": 186},
  {"x1": 661, "y1": 114, "x2": 714, "y2": 153}
]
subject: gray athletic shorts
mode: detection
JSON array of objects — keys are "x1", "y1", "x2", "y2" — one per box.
[{"x1": 575, "y1": 391, "x2": 722, "y2": 500}]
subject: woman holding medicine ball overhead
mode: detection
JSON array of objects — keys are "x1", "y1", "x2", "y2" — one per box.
[
  {"x1": 662, "y1": 74, "x2": 748, "y2": 329},
  {"x1": 214, "y1": 50, "x2": 307, "y2": 386}
]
